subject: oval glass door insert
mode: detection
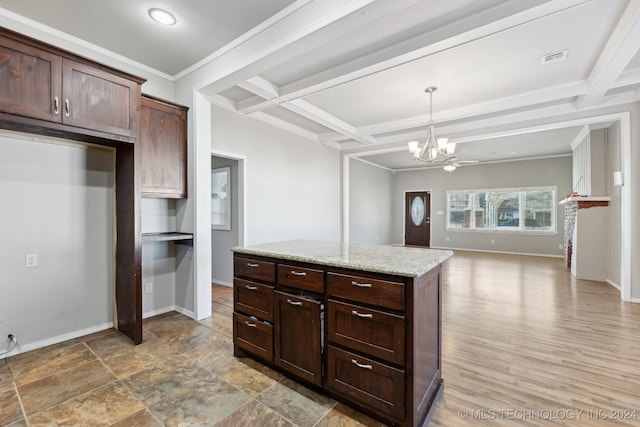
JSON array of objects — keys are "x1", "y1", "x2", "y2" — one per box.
[{"x1": 410, "y1": 196, "x2": 425, "y2": 226}]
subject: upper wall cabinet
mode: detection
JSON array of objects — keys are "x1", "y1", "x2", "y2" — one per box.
[
  {"x1": 0, "y1": 28, "x2": 144, "y2": 142},
  {"x1": 140, "y1": 95, "x2": 188, "y2": 198}
]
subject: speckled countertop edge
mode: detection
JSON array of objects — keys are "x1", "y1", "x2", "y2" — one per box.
[{"x1": 232, "y1": 239, "x2": 453, "y2": 277}]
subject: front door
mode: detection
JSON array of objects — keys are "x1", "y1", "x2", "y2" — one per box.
[{"x1": 405, "y1": 191, "x2": 430, "y2": 247}]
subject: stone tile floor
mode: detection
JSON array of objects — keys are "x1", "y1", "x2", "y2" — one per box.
[{"x1": 0, "y1": 290, "x2": 386, "y2": 426}]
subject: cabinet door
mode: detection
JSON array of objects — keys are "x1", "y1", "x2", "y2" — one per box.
[
  {"x1": 234, "y1": 278, "x2": 274, "y2": 322},
  {"x1": 327, "y1": 299, "x2": 405, "y2": 366},
  {"x1": 0, "y1": 34, "x2": 62, "y2": 122},
  {"x1": 62, "y1": 59, "x2": 140, "y2": 137},
  {"x1": 326, "y1": 346, "x2": 405, "y2": 421},
  {"x1": 234, "y1": 312, "x2": 274, "y2": 361},
  {"x1": 274, "y1": 291, "x2": 322, "y2": 386},
  {"x1": 140, "y1": 96, "x2": 188, "y2": 198}
]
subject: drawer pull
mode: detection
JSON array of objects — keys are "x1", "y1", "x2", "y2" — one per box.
[
  {"x1": 351, "y1": 281, "x2": 372, "y2": 288},
  {"x1": 351, "y1": 359, "x2": 373, "y2": 370},
  {"x1": 351, "y1": 310, "x2": 373, "y2": 319},
  {"x1": 64, "y1": 98, "x2": 70, "y2": 117},
  {"x1": 244, "y1": 321, "x2": 257, "y2": 328},
  {"x1": 54, "y1": 96, "x2": 60, "y2": 115},
  {"x1": 246, "y1": 263, "x2": 260, "y2": 268},
  {"x1": 287, "y1": 299, "x2": 303, "y2": 306},
  {"x1": 290, "y1": 270, "x2": 307, "y2": 277},
  {"x1": 245, "y1": 285, "x2": 258, "y2": 290}
]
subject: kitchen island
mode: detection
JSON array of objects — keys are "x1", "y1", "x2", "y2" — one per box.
[{"x1": 231, "y1": 240, "x2": 452, "y2": 426}]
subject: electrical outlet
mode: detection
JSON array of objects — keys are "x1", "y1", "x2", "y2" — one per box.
[
  {"x1": 491, "y1": 239, "x2": 495, "y2": 244},
  {"x1": 446, "y1": 236, "x2": 450, "y2": 242},
  {"x1": 559, "y1": 243, "x2": 563, "y2": 250},
  {"x1": 25, "y1": 253, "x2": 38, "y2": 268},
  {"x1": 145, "y1": 282, "x2": 153, "y2": 294}
]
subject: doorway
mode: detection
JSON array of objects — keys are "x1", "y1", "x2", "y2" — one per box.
[{"x1": 405, "y1": 191, "x2": 431, "y2": 247}]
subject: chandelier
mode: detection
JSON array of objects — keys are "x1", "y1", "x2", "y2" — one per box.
[{"x1": 408, "y1": 86, "x2": 458, "y2": 170}]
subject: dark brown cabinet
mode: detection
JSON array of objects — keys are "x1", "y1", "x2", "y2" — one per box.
[
  {"x1": 140, "y1": 95, "x2": 188, "y2": 198},
  {"x1": 232, "y1": 251, "x2": 444, "y2": 427},
  {"x1": 233, "y1": 312, "x2": 273, "y2": 361},
  {"x1": 274, "y1": 291, "x2": 322, "y2": 386},
  {"x1": 0, "y1": 34, "x2": 61, "y2": 122},
  {"x1": 0, "y1": 29, "x2": 142, "y2": 141},
  {"x1": 0, "y1": 27, "x2": 146, "y2": 344},
  {"x1": 326, "y1": 345, "x2": 405, "y2": 420},
  {"x1": 63, "y1": 59, "x2": 140, "y2": 137}
]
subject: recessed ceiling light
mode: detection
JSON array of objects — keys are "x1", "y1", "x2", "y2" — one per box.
[{"x1": 148, "y1": 8, "x2": 176, "y2": 26}]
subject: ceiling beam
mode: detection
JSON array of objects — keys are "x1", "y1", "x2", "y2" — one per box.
[
  {"x1": 245, "y1": 0, "x2": 593, "y2": 108},
  {"x1": 239, "y1": 76, "x2": 377, "y2": 145},
  {"x1": 188, "y1": 0, "x2": 377, "y2": 94},
  {"x1": 576, "y1": 0, "x2": 640, "y2": 109},
  {"x1": 209, "y1": 94, "x2": 319, "y2": 142},
  {"x1": 319, "y1": 80, "x2": 589, "y2": 143}
]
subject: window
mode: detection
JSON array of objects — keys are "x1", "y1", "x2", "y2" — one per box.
[{"x1": 447, "y1": 187, "x2": 556, "y2": 234}]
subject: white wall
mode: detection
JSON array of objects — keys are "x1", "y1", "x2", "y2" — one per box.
[
  {"x1": 0, "y1": 133, "x2": 114, "y2": 355},
  {"x1": 606, "y1": 123, "x2": 622, "y2": 287},
  {"x1": 211, "y1": 156, "x2": 239, "y2": 286},
  {"x1": 141, "y1": 199, "x2": 177, "y2": 316},
  {"x1": 348, "y1": 159, "x2": 393, "y2": 244},
  {"x1": 210, "y1": 105, "x2": 341, "y2": 245},
  {"x1": 391, "y1": 156, "x2": 572, "y2": 256}
]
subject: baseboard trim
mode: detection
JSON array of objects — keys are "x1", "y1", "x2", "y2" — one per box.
[
  {"x1": 212, "y1": 279, "x2": 233, "y2": 287},
  {"x1": 0, "y1": 321, "x2": 113, "y2": 359},
  {"x1": 173, "y1": 305, "x2": 195, "y2": 319},
  {"x1": 606, "y1": 279, "x2": 621, "y2": 291},
  {"x1": 3, "y1": 304, "x2": 201, "y2": 360},
  {"x1": 432, "y1": 246, "x2": 564, "y2": 259},
  {"x1": 143, "y1": 305, "x2": 195, "y2": 320},
  {"x1": 142, "y1": 305, "x2": 178, "y2": 319}
]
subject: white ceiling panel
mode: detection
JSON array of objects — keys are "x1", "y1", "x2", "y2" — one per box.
[
  {"x1": 303, "y1": 0, "x2": 628, "y2": 128},
  {"x1": 0, "y1": 0, "x2": 296, "y2": 76}
]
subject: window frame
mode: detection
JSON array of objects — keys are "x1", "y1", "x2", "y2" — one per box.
[{"x1": 446, "y1": 186, "x2": 557, "y2": 235}]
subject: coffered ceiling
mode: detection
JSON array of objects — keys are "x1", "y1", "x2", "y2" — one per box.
[{"x1": 2, "y1": 0, "x2": 639, "y2": 170}]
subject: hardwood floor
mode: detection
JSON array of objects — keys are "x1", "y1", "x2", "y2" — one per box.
[
  {"x1": 431, "y1": 251, "x2": 640, "y2": 426},
  {"x1": 212, "y1": 283, "x2": 232, "y2": 299},
  {"x1": 2, "y1": 255, "x2": 638, "y2": 426}
]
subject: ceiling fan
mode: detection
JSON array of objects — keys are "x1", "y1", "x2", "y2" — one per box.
[{"x1": 441, "y1": 157, "x2": 478, "y2": 172}]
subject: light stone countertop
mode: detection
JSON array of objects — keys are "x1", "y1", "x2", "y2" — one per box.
[{"x1": 232, "y1": 239, "x2": 453, "y2": 277}]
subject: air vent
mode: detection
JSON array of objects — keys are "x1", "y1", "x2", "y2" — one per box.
[{"x1": 541, "y1": 49, "x2": 568, "y2": 65}]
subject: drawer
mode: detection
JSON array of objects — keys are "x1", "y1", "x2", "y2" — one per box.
[
  {"x1": 327, "y1": 272, "x2": 404, "y2": 311},
  {"x1": 327, "y1": 299, "x2": 405, "y2": 366},
  {"x1": 234, "y1": 256, "x2": 275, "y2": 283},
  {"x1": 234, "y1": 278, "x2": 274, "y2": 322},
  {"x1": 326, "y1": 346, "x2": 405, "y2": 421},
  {"x1": 233, "y1": 312, "x2": 273, "y2": 361},
  {"x1": 277, "y1": 264, "x2": 324, "y2": 293}
]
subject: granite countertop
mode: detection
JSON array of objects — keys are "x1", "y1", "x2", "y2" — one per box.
[{"x1": 232, "y1": 240, "x2": 453, "y2": 277}]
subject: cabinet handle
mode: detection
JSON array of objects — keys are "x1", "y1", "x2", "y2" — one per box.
[
  {"x1": 287, "y1": 299, "x2": 303, "y2": 306},
  {"x1": 244, "y1": 321, "x2": 257, "y2": 328},
  {"x1": 351, "y1": 281, "x2": 372, "y2": 288},
  {"x1": 246, "y1": 263, "x2": 260, "y2": 268},
  {"x1": 64, "y1": 98, "x2": 70, "y2": 117},
  {"x1": 351, "y1": 310, "x2": 373, "y2": 319},
  {"x1": 290, "y1": 271, "x2": 306, "y2": 277},
  {"x1": 245, "y1": 285, "x2": 258, "y2": 290},
  {"x1": 351, "y1": 359, "x2": 373, "y2": 370},
  {"x1": 54, "y1": 96, "x2": 59, "y2": 115}
]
